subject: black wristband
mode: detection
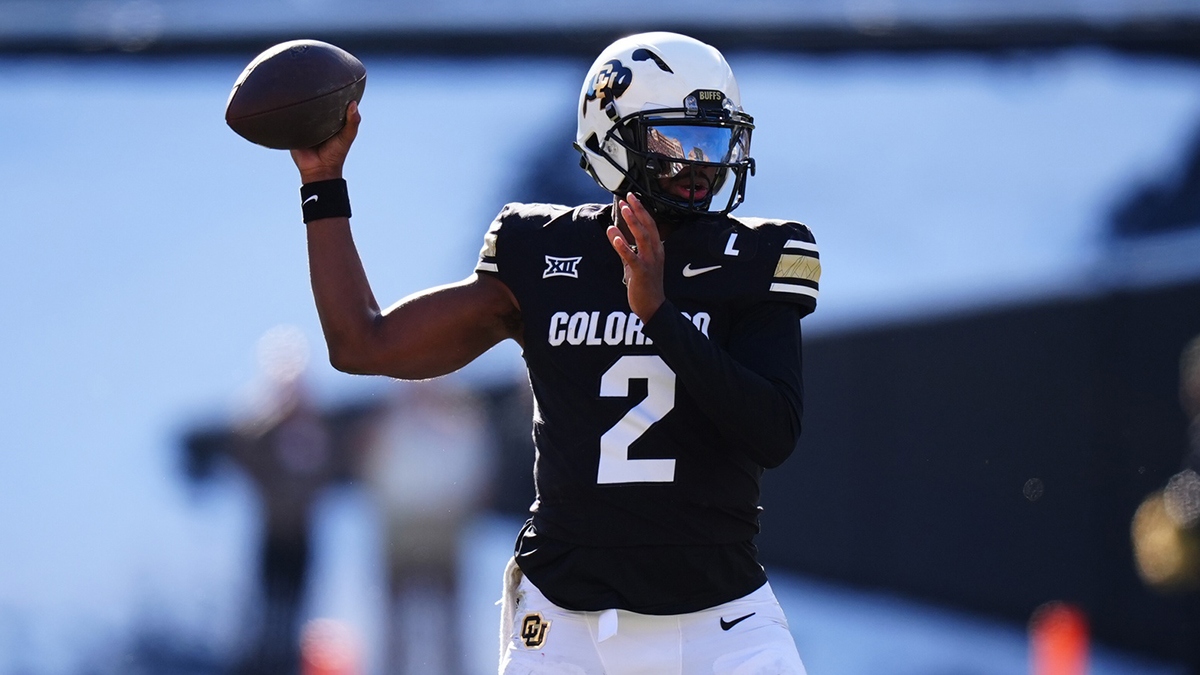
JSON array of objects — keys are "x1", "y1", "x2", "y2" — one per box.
[{"x1": 300, "y1": 179, "x2": 351, "y2": 223}]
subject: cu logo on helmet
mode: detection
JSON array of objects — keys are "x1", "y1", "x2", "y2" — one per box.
[{"x1": 584, "y1": 59, "x2": 632, "y2": 116}]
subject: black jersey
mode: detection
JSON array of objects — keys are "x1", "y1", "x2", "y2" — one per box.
[{"x1": 475, "y1": 202, "x2": 819, "y2": 613}]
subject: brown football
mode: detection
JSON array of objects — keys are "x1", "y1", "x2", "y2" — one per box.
[{"x1": 225, "y1": 39, "x2": 366, "y2": 150}]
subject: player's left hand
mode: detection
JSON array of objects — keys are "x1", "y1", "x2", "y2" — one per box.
[{"x1": 608, "y1": 193, "x2": 666, "y2": 321}]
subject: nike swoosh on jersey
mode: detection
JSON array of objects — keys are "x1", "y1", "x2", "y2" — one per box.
[
  {"x1": 682, "y1": 263, "x2": 722, "y2": 277},
  {"x1": 720, "y1": 612, "x2": 756, "y2": 631}
]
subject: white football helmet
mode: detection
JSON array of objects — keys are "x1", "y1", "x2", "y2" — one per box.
[{"x1": 575, "y1": 32, "x2": 755, "y2": 219}]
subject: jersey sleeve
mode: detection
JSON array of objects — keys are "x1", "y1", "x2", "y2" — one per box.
[
  {"x1": 474, "y1": 203, "x2": 513, "y2": 278},
  {"x1": 474, "y1": 202, "x2": 574, "y2": 282},
  {"x1": 643, "y1": 299, "x2": 804, "y2": 469},
  {"x1": 763, "y1": 221, "x2": 820, "y2": 316}
]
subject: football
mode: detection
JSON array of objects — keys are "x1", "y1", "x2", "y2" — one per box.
[{"x1": 225, "y1": 39, "x2": 366, "y2": 150}]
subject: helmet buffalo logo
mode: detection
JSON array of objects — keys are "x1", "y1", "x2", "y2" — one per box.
[{"x1": 583, "y1": 59, "x2": 632, "y2": 118}]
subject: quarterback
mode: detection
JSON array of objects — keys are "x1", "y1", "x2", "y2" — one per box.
[{"x1": 290, "y1": 32, "x2": 818, "y2": 674}]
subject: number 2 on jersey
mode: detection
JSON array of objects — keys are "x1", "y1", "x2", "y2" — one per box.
[{"x1": 597, "y1": 355, "x2": 676, "y2": 484}]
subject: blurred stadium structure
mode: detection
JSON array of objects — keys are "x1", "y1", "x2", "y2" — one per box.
[
  {"x1": 3, "y1": 0, "x2": 1200, "y2": 57},
  {"x1": 3, "y1": 0, "x2": 1200, "y2": 673}
]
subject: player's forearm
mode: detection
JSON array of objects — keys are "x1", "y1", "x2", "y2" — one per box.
[
  {"x1": 305, "y1": 216, "x2": 386, "y2": 373},
  {"x1": 643, "y1": 301, "x2": 803, "y2": 468}
]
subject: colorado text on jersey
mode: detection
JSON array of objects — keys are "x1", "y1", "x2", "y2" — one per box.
[{"x1": 548, "y1": 310, "x2": 711, "y2": 346}]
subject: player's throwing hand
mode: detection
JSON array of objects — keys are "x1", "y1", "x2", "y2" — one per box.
[{"x1": 290, "y1": 101, "x2": 361, "y2": 184}]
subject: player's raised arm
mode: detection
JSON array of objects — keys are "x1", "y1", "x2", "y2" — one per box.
[{"x1": 291, "y1": 103, "x2": 522, "y2": 380}]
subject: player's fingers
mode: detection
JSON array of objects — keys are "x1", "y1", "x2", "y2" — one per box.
[
  {"x1": 617, "y1": 209, "x2": 650, "y2": 272},
  {"x1": 343, "y1": 101, "x2": 361, "y2": 140},
  {"x1": 626, "y1": 192, "x2": 652, "y2": 223},
  {"x1": 606, "y1": 225, "x2": 637, "y2": 265},
  {"x1": 328, "y1": 101, "x2": 360, "y2": 151},
  {"x1": 621, "y1": 194, "x2": 661, "y2": 259},
  {"x1": 290, "y1": 104, "x2": 358, "y2": 180},
  {"x1": 618, "y1": 200, "x2": 649, "y2": 252}
]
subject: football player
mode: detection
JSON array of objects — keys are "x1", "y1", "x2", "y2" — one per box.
[{"x1": 290, "y1": 31, "x2": 818, "y2": 674}]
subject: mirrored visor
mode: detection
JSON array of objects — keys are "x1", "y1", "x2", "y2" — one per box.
[{"x1": 644, "y1": 124, "x2": 749, "y2": 176}]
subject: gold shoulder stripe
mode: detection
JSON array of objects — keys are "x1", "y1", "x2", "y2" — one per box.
[
  {"x1": 774, "y1": 254, "x2": 822, "y2": 283},
  {"x1": 784, "y1": 239, "x2": 818, "y2": 253},
  {"x1": 770, "y1": 282, "x2": 819, "y2": 298}
]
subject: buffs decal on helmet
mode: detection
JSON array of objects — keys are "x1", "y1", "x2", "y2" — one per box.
[{"x1": 582, "y1": 60, "x2": 632, "y2": 119}]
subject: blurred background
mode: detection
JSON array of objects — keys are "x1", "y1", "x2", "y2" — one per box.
[{"x1": 2, "y1": 0, "x2": 1200, "y2": 673}]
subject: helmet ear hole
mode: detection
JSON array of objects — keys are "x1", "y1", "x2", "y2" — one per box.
[
  {"x1": 573, "y1": 139, "x2": 603, "y2": 187},
  {"x1": 573, "y1": 141, "x2": 589, "y2": 170}
]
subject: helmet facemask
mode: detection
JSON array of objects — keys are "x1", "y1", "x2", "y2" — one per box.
[{"x1": 597, "y1": 90, "x2": 755, "y2": 221}]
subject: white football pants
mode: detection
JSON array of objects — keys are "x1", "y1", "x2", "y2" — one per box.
[{"x1": 498, "y1": 558, "x2": 807, "y2": 675}]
